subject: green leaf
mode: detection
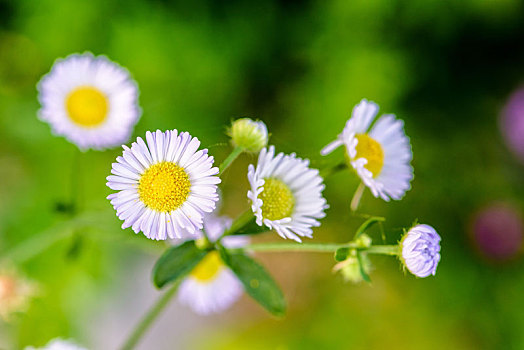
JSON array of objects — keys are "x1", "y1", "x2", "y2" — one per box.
[
  {"x1": 334, "y1": 247, "x2": 350, "y2": 262},
  {"x1": 153, "y1": 241, "x2": 208, "y2": 288},
  {"x1": 221, "y1": 250, "x2": 286, "y2": 316},
  {"x1": 354, "y1": 216, "x2": 385, "y2": 238},
  {"x1": 356, "y1": 251, "x2": 371, "y2": 283}
]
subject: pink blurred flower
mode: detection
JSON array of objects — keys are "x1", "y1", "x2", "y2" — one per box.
[
  {"x1": 472, "y1": 203, "x2": 523, "y2": 261},
  {"x1": 500, "y1": 87, "x2": 524, "y2": 162}
]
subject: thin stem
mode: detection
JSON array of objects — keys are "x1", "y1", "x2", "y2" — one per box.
[
  {"x1": 218, "y1": 146, "x2": 244, "y2": 175},
  {"x1": 365, "y1": 245, "x2": 399, "y2": 256},
  {"x1": 350, "y1": 182, "x2": 366, "y2": 212},
  {"x1": 221, "y1": 210, "x2": 256, "y2": 237},
  {"x1": 319, "y1": 162, "x2": 347, "y2": 178},
  {"x1": 120, "y1": 281, "x2": 181, "y2": 350},
  {"x1": 239, "y1": 242, "x2": 358, "y2": 253},
  {"x1": 70, "y1": 149, "x2": 81, "y2": 215},
  {"x1": 235, "y1": 242, "x2": 400, "y2": 256}
]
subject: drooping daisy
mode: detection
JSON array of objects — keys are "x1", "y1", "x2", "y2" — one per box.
[
  {"x1": 247, "y1": 146, "x2": 328, "y2": 242},
  {"x1": 177, "y1": 215, "x2": 246, "y2": 315},
  {"x1": 321, "y1": 99, "x2": 413, "y2": 201},
  {"x1": 37, "y1": 52, "x2": 141, "y2": 150},
  {"x1": 400, "y1": 224, "x2": 441, "y2": 278},
  {"x1": 25, "y1": 338, "x2": 87, "y2": 350},
  {"x1": 106, "y1": 130, "x2": 221, "y2": 240}
]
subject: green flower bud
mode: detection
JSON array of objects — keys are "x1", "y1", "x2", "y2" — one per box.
[
  {"x1": 228, "y1": 118, "x2": 268, "y2": 152},
  {"x1": 333, "y1": 251, "x2": 372, "y2": 284}
]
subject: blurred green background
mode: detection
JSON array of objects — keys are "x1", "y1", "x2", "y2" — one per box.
[{"x1": 1, "y1": 0, "x2": 524, "y2": 349}]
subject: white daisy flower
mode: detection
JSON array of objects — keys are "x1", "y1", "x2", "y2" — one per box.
[
  {"x1": 25, "y1": 338, "x2": 87, "y2": 350},
  {"x1": 178, "y1": 215, "x2": 246, "y2": 315},
  {"x1": 321, "y1": 99, "x2": 413, "y2": 201},
  {"x1": 106, "y1": 130, "x2": 221, "y2": 240},
  {"x1": 37, "y1": 52, "x2": 141, "y2": 150},
  {"x1": 247, "y1": 146, "x2": 328, "y2": 242}
]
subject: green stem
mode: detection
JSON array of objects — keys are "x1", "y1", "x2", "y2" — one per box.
[
  {"x1": 120, "y1": 281, "x2": 181, "y2": 350},
  {"x1": 350, "y1": 182, "x2": 366, "y2": 212},
  {"x1": 70, "y1": 149, "x2": 81, "y2": 215},
  {"x1": 222, "y1": 210, "x2": 256, "y2": 237},
  {"x1": 236, "y1": 242, "x2": 400, "y2": 256},
  {"x1": 239, "y1": 242, "x2": 358, "y2": 253},
  {"x1": 365, "y1": 245, "x2": 399, "y2": 256},
  {"x1": 218, "y1": 146, "x2": 244, "y2": 175},
  {"x1": 319, "y1": 162, "x2": 347, "y2": 178}
]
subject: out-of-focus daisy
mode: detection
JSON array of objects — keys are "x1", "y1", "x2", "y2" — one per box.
[
  {"x1": 0, "y1": 270, "x2": 37, "y2": 321},
  {"x1": 321, "y1": 99, "x2": 413, "y2": 201},
  {"x1": 247, "y1": 146, "x2": 328, "y2": 242},
  {"x1": 37, "y1": 52, "x2": 141, "y2": 150},
  {"x1": 500, "y1": 87, "x2": 524, "y2": 162},
  {"x1": 177, "y1": 215, "x2": 246, "y2": 315},
  {"x1": 106, "y1": 130, "x2": 221, "y2": 240},
  {"x1": 25, "y1": 338, "x2": 87, "y2": 350},
  {"x1": 400, "y1": 224, "x2": 441, "y2": 278},
  {"x1": 471, "y1": 203, "x2": 523, "y2": 262}
]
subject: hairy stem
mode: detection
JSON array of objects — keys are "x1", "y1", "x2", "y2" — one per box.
[
  {"x1": 365, "y1": 245, "x2": 399, "y2": 256},
  {"x1": 222, "y1": 210, "x2": 256, "y2": 237},
  {"x1": 218, "y1": 146, "x2": 244, "y2": 175},
  {"x1": 239, "y1": 242, "x2": 358, "y2": 253},
  {"x1": 237, "y1": 242, "x2": 399, "y2": 256}
]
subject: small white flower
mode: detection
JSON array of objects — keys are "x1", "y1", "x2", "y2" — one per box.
[
  {"x1": 178, "y1": 215, "x2": 246, "y2": 315},
  {"x1": 25, "y1": 338, "x2": 87, "y2": 350},
  {"x1": 321, "y1": 99, "x2": 413, "y2": 201},
  {"x1": 401, "y1": 224, "x2": 441, "y2": 278},
  {"x1": 247, "y1": 146, "x2": 328, "y2": 242},
  {"x1": 106, "y1": 130, "x2": 221, "y2": 240},
  {"x1": 228, "y1": 118, "x2": 268, "y2": 152},
  {"x1": 37, "y1": 52, "x2": 141, "y2": 150}
]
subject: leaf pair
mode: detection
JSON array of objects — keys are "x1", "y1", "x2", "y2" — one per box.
[{"x1": 153, "y1": 241, "x2": 286, "y2": 316}]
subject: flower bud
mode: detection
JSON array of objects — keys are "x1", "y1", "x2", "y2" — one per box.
[
  {"x1": 333, "y1": 251, "x2": 371, "y2": 284},
  {"x1": 400, "y1": 224, "x2": 441, "y2": 278},
  {"x1": 229, "y1": 118, "x2": 268, "y2": 152}
]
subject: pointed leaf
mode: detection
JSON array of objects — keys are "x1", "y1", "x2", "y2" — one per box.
[
  {"x1": 221, "y1": 250, "x2": 286, "y2": 316},
  {"x1": 153, "y1": 241, "x2": 208, "y2": 288},
  {"x1": 356, "y1": 251, "x2": 371, "y2": 283},
  {"x1": 334, "y1": 247, "x2": 350, "y2": 262}
]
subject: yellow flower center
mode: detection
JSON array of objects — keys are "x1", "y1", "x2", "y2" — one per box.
[
  {"x1": 259, "y1": 177, "x2": 295, "y2": 221},
  {"x1": 66, "y1": 86, "x2": 108, "y2": 127},
  {"x1": 354, "y1": 133, "x2": 384, "y2": 177},
  {"x1": 138, "y1": 162, "x2": 191, "y2": 212},
  {"x1": 191, "y1": 251, "x2": 223, "y2": 281}
]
